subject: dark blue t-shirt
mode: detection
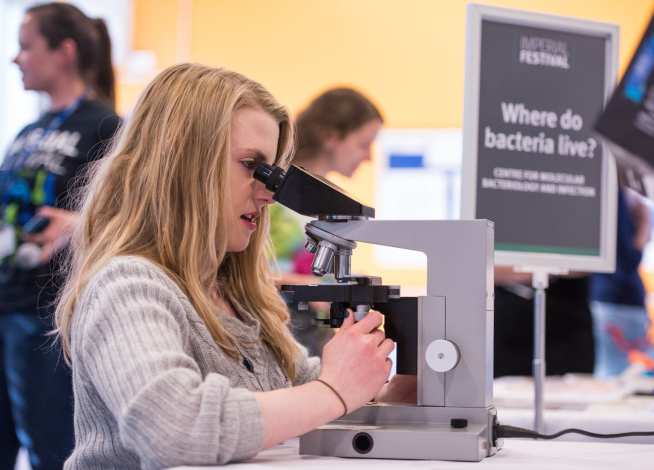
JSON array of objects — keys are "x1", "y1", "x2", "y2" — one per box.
[
  {"x1": 0, "y1": 99, "x2": 120, "y2": 314},
  {"x1": 590, "y1": 189, "x2": 646, "y2": 307}
]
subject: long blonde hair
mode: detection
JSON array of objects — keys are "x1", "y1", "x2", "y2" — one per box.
[{"x1": 56, "y1": 63, "x2": 300, "y2": 378}]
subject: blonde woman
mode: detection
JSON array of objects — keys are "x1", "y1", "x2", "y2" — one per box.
[{"x1": 55, "y1": 63, "x2": 406, "y2": 469}]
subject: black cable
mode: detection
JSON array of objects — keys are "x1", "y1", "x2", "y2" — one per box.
[{"x1": 496, "y1": 423, "x2": 654, "y2": 440}]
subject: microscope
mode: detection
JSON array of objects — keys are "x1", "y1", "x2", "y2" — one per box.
[{"x1": 255, "y1": 164, "x2": 499, "y2": 461}]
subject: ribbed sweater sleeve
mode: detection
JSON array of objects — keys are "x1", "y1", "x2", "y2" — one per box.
[{"x1": 74, "y1": 262, "x2": 264, "y2": 468}]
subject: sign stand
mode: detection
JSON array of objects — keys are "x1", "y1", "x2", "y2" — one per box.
[
  {"x1": 532, "y1": 270, "x2": 548, "y2": 434},
  {"x1": 517, "y1": 267, "x2": 568, "y2": 433}
]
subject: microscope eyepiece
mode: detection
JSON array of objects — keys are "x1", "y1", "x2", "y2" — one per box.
[
  {"x1": 254, "y1": 163, "x2": 286, "y2": 193},
  {"x1": 254, "y1": 163, "x2": 375, "y2": 218}
]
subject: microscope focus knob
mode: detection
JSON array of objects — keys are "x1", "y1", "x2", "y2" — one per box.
[{"x1": 425, "y1": 339, "x2": 460, "y2": 373}]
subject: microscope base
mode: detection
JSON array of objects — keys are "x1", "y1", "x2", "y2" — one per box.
[{"x1": 299, "y1": 405, "x2": 499, "y2": 461}]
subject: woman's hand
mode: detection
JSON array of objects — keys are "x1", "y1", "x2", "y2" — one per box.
[
  {"x1": 375, "y1": 374, "x2": 417, "y2": 404},
  {"x1": 318, "y1": 309, "x2": 394, "y2": 414},
  {"x1": 23, "y1": 206, "x2": 79, "y2": 263}
]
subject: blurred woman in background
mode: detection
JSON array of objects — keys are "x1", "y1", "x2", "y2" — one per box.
[
  {"x1": 0, "y1": 3, "x2": 119, "y2": 468},
  {"x1": 270, "y1": 87, "x2": 383, "y2": 356}
]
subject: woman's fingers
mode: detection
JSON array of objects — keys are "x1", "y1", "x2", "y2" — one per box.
[
  {"x1": 337, "y1": 308, "x2": 355, "y2": 332},
  {"x1": 370, "y1": 329, "x2": 385, "y2": 346},
  {"x1": 351, "y1": 309, "x2": 383, "y2": 334},
  {"x1": 378, "y1": 338, "x2": 395, "y2": 357}
]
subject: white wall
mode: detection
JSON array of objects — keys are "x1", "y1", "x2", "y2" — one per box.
[{"x1": 0, "y1": 0, "x2": 40, "y2": 159}]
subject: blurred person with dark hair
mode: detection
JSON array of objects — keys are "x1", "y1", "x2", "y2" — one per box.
[
  {"x1": 0, "y1": 3, "x2": 119, "y2": 468},
  {"x1": 292, "y1": 87, "x2": 383, "y2": 178},
  {"x1": 270, "y1": 87, "x2": 383, "y2": 356}
]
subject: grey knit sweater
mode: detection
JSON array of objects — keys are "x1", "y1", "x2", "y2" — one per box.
[{"x1": 64, "y1": 256, "x2": 320, "y2": 469}]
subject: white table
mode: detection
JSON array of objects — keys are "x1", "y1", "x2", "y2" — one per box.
[
  {"x1": 494, "y1": 374, "x2": 654, "y2": 444},
  {"x1": 498, "y1": 403, "x2": 654, "y2": 444},
  {"x1": 174, "y1": 437, "x2": 654, "y2": 470}
]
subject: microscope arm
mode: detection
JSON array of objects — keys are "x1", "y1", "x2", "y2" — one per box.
[{"x1": 311, "y1": 219, "x2": 494, "y2": 302}]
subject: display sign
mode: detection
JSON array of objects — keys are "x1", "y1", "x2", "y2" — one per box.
[
  {"x1": 461, "y1": 4, "x2": 618, "y2": 272},
  {"x1": 595, "y1": 11, "x2": 654, "y2": 197}
]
